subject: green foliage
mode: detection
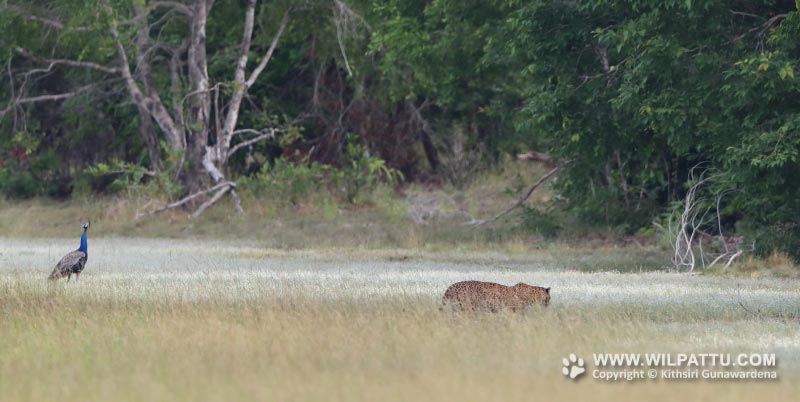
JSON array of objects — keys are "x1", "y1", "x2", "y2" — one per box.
[
  {"x1": 241, "y1": 143, "x2": 402, "y2": 206},
  {"x1": 243, "y1": 153, "x2": 327, "y2": 206},
  {"x1": 0, "y1": 142, "x2": 58, "y2": 198},
  {"x1": 84, "y1": 160, "x2": 154, "y2": 193},
  {"x1": 3, "y1": 0, "x2": 800, "y2": 257},
  {"x1": 366, "y1": 0, "x2": 524, "y2": 160},
  {"x1": 513, "y1": 205, "x2": 561, "y2": 239},
  {"x1": 373, "y1": 0, "x2": 800, "y2": 252},
  {"x1": 470, "y1": 0, "x2": 800, "y2": 256},
  {"x1": 332, "y1": 136, "x2": 403, "y2": 203}
]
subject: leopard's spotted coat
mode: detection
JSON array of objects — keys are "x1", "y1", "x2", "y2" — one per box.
[{"x1": 441, "y1": 281, "x2": 550, "y2": 312}]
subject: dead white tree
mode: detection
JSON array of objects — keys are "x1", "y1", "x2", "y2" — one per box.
[
  {"x1": 669, "y1": 168, "x2": 710, "y2": 271},
  {"x1": 667, "y1": 166, "x2": 744, "y2": 272},
  {"x1": 7, "y1": 0, "x2": 294, "y2": 217},
  {"x1": 105, "y1": 0, "x2": 290, "y2": 214}
]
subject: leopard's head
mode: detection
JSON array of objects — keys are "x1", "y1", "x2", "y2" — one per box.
[{"x1": 514, "y1": 283, "x2": 551, "y2": 307}]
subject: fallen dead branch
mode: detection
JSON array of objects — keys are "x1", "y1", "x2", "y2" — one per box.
[
  {"x1": 466, "y1": 165, "x2": 562, "y2": 226},
  {"x1": 736, "y1": 284, "x2": 759, "y2": 315},
  {"x1": 516, "y1": 150, "x2": 555, "y2": 167},
  {"x1": 147, "y1": 181, "x2": 235, "y2": 216},
  {"x1": 736, "y1": 284, "x2": 799, "y2": 321},
  {"x1": 191, "y1": 183, "x2": 234, "y2": 218}
]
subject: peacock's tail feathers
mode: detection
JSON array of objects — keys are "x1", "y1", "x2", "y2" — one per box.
[{"x1": 49, "y1": 265, "x2": 68, "y2": 280}]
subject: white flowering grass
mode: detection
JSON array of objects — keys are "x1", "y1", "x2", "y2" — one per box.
[{"x1": 1, "y1": 237, "x2": 799, "y2": 401}]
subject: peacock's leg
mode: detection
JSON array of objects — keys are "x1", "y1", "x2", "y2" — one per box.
[
  {"x1": 75, "y1": 272, "x2": 80, "y2": 281},
  {"x1": 67, "y1": 273, "x2": 71, "y2": 282}
]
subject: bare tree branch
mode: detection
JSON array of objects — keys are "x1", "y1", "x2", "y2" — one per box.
[
  {"x1": 11, "y1": 91, "x2": 83, "y2": 104},
  {"x1": 467, "y1": 165, "x2": 563, "y2": 226},
  {"x1": 332, "y1": 0, "x2": 358, "y2": 76},
  {"x1": 183, "y1": 0, "x2": 213, "y2": 193},
  {"x1": 230, "y1": 189, "x2": 244, "y2": 214},
  {"x1": 202, "y1": 147, "x2": 226, "y2": 183},
  {"x1": 104, "y1": 0, "x2": 183, "y2": 152},
  {"x1": 191, "y1": 183, "x2": 234, "y2": 218},
  {"x1": 5, "y1": 5, "x2": 93, "y2": 31},
  {"x1": 245, "y1": 8, "x2": 290, "y2": 88},
  {"x1": 234, "y1": 0, "x2": 257, "y2": 86},
  {"x1": 0, "y1": 79, "x2": 120, "y2": 120},
  {"x1": 227, "y1": 129, "x2": 277, "y2": 158},
  {"x1": 212, "y1": 3, "x2": 290, "y2": 177},
  {"x1": 150, "y1": 181, "x2": 235, "y2": 215},
  {"x1": 150, "y1": 1, "x2": 194, "y2": 17},
  {"x1": 167, "y1": 38, "x2": 190, "y2": 148},
  {"x1": 406, "y1": 99, "x2": 440, "y2": 171},
  {"x1": 21, "y1": 14, "x2": 92, "y2": 31},
  {"x1": 15, "y1": 47, "x2": 119, "y2": 74},
  {"x1": 232, "y1": 128, "x2": 267, "y2": 137},
  {"x1": 517, "y1": 150, "x2": 555, "y2": 166},
  {"x1": 760, "y1": 13, "x2": 787, "y2": 34},
  {"x1": 5, "y1": 59, "x2": 17, "y2": 128},
  {"x1": 707, "y1": 249, "x2": 744, "y2": 270},
  {"x1": 214, "y1": 0, "x2": 259, "y2": 164},
  {"x1": 668, "y1": 165, "x2": 747, "y2": 272},
  {"x1": 729, "y1": 10, "x2": 761, "y2": 19}
]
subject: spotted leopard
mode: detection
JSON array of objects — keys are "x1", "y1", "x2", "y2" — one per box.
[{"x1": 441, "y1": 280, "x2": 551, "y2": 312}]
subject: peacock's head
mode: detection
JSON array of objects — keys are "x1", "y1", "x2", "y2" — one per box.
[{"x1": 82, "y1": 221, "x2": 90, "y2": 231}]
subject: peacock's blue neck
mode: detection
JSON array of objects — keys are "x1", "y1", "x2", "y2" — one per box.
[{"x1": 78, "y1": 230, "x2": 87, "y2": 253}]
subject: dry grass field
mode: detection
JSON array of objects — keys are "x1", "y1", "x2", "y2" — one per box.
[{"x1": 1, "y1": 238, "x2": 799, "y2": 401}]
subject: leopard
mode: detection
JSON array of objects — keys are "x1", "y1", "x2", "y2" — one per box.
[{"x1": 441, "y1": 280, "x2": 551, "y2": 312}]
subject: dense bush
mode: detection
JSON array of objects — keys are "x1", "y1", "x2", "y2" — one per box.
[
  {"x1": 243, "y1": 155, "x2": 327, "y2": 206},
  {"x1": 241, "y1": 142, "x2": 401, "y2": 206}
]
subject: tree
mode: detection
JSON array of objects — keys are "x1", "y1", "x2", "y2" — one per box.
[
  {"x1": 370, "y1": 0, "x2": 800, "y2": 257},
  {"x1": 490, "y1": 0, "x2": 800, "y2": 255},
  {"x1": 4, "y1": 0, "x2": 294, "y2": 213}
]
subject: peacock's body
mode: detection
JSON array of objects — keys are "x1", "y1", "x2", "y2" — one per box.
[{"x1": 49, "y1": 222, "x2": 89, "y2": 281}]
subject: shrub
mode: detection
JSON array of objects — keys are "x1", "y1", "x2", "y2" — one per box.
[
  {"x1": 332, "y1": 139, "x2": 403, "y2": 204},
  {"x1": 241, "y1": 142, "x2": 403, "y2": 206},
  {"x1": 242, "y1": 154, "x2": 326, "y2": 206}
]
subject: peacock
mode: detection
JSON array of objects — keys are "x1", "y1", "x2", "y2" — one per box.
[{"x1": 49, "y1": 222, "x2": 90, "y2": 281}]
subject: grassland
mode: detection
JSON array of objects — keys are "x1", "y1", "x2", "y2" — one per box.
[
  {"x1": 0, "y1": 161, "x2": 591, "y2": 249},
  {"x1": 1, "y1": 238, "x2": 799, "y2": 402},
  {"x1": 1, "y1": 161, "x2": 798, "y2": 400}
]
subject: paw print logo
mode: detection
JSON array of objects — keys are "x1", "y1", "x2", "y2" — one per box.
[{"x1": 562, "y1": 353, "x2": 586, "y2": 379}]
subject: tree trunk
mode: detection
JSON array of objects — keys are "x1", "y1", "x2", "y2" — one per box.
[
  {"x1": 420, "y1": 128, "x2": 440, "y2": 172},
  {"x1": 133, "y1": 4, "x2": 162, "y2": 171},
  {"x1": 406, "y1": 100, "x2": 440, "y2": 172},
  {"x1": 184, "y1": 0, "x2": 212, "y2": 194},
  {"x1": 104, "y1": 0, "x2": 288, "y2": 206},
  {"x1": 137, "y1": 105, "x2": 162, "y2": 171},
  {"x1": 19, "y1": 0, "x2": 293, "y2": 215}
]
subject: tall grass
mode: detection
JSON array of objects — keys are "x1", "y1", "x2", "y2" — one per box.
[
  {"x1": 1, "y1": 283, "x2": 798, "y2": 402},
  {"x1": 1, "y1": 239, "x2": 799, "y2": 401}
]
